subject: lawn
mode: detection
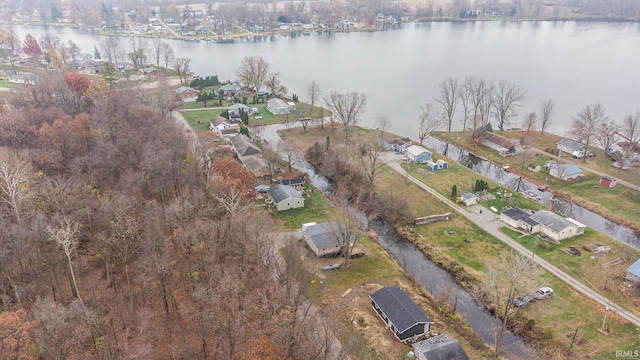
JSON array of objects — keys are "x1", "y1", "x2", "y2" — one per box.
[
  {"x1": 180, "y1": 110, "x2": 220, "y2": 134},
  {"x1": 0, "y1": 78, "x2": 15, "y2": 88},
  {"x1": 436, "y1": 131, "x2": 640, "y2": 230},
  {"x1": 268, "y1": 186, "x2": 331, "y2": 230}
]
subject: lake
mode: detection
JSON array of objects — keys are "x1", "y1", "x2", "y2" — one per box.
[{"x1": 14, "y1": 21, "x2": 640, "y2": 137}]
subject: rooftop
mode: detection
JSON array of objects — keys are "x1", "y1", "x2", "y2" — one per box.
[
  {"x1": 628, "y1": 259, "x2": 640, "y2": 276},
  {"x1": 304, "y1": 221, "x2": 345, "y2": 249},
  {"x1": 268, "y1": 184, "x2": 303, "y2": 203},
  {"x1": 370, "y1": 286, "x2": 433, "y2": 334},
  {"x1": 529, "y1": 210, "x2": 578, "y2": 233},
  {"x1": 557, "y1": 138, "x2": 586, "y2": 151},
  {"x1": 412, "y1": 334, "x2": 469, "y2": 360}
]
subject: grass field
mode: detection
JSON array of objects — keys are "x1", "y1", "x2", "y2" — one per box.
[{"x1": 268, "y1": 186, "x2": 331, "y2": 230}]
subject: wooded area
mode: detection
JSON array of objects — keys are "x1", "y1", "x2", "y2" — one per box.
[{"x1": 0, "y1": 72, "x2": 331, "y2": 359}]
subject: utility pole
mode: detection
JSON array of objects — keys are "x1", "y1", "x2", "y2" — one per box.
[{"x1": 600, "y1": 303, "x2": 610, "y2": 334}]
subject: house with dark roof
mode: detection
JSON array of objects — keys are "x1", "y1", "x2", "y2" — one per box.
[
  {"x1": 302, "y1": 221, "x2": 352, "y2": 257},
  {"x1": 281, "y1": 178, "x2": 303, "y2": 189},
  {"x1": 481, "y1": 132, "x2": 522, "y2": 156},
  {"x1": 529, "y1": 210, "x2": 586, "y2": 242},
  {"x1": 267, "y1": 184, "x2": 304, "y2": 211},
  {"x1": 500, "y1": 208, "x2": 540, "y2": 234},
  {"x1": 549, "y1": 164, "x2": 584, "y2": 181},
  {"x1": 556, "y1": 138, "x2": 586, "y2": 155},
  {"x1": 229, "y1": 135, "x2": 270, "y2": 177},
  {"x1": 370, "y1": 286, "x2": 434, "y2": 343},
  {"x1": 412, "y1": 334, "x2": 469, "y2": 360},
  {"x1": 625, "y1": 259, "x2": 640, "y2": 282},
  {"x1": 500, "y1": 209, "x2": 586, "y2": 242}
]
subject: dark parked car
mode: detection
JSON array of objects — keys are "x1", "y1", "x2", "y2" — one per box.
[
  {"x1": 512, "y1": 295, "x2": 534, "y2": 308},
  {"x1": 568, "y1": 246, "x2": 582, "y2": 256}
]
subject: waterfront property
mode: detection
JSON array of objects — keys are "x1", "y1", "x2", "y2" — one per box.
[
  {"x1": 412, "y1": 334, "x2": 469, "y2": 360},
  {"x1": 625, "y1": 259, "x2": 640, "y2": 282},
  {"x1": 370, "y1": 286, "x2": 434, "y2": 343},
  {"x1": 266, "y1": 184, "x2": 304, "y2": 211},
  {"x1": 229, "y1": 134, "x2": 271, "y2": 177},
  {"x1": 549, "y1": 164, "x2": 585, "y2": 181},
  {"x1": 281, "y1": 177, "x2": 303, "y2": 189},
  {"x1": 556, "y1": 138, "x2": 586, "y2": 156},
  {"x1": 219, "y1": 83, "x2": 242, "y2": 95},
  {"x1": 302, "y1": 221, "x2": 352, "y2": 257},
  {"x1": 406, "y1": 145, "x2": 433, "y2": 163},
  {"x1": 380, "y1": 136, "x2": 412, "y2": 152},
  {"x1": 481, "y1": 132, "x2": 522, "y2": 156},
  {"x1": 267, "y1": 98, "x2": 291, "y2": 114},
  {"x1": 501, "y1": 209, "x2": 587, "y2": 242},
  {"x1": 209, "y1": 115, "x2": 241, "y2": 137},
  {"x1": 228, "y1": 103, "x2": 250, "y2": 117}
]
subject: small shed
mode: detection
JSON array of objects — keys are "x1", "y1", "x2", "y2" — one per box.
[
  {"x1": 370, "y1": 287, "x2": 434, "y2": 343},
  {"x1": 436, "y1": 159, "x2": 448, "y2": 169},
  {"x1": 460, "y1": 193, "x2": 477, "y2": 206},
  {"x1": 600, "y1": 176, "x2": 617, "y2": 188},
  {"x1": 625, "y1": 259, "x2": 640, "y2": 282},
  {"x1": 426, "y1": 161, "x2": 438, "y2": 171},
  {"x1": 267, "y1": 184, "x2": 304, "y2": 211},
  {"x1": 406, "y1": 145, "x2": 433, "y2": 163},
  {"x1": 281, "y1": 178, "x2": 303, "y2": 189},
  {"x1": 549, "y1": 164, "x2": 584, "y2": 181}
]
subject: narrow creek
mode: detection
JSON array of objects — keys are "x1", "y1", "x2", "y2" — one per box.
[{"x1": 260, "y1": 124, "x2": 535, "y2": 358}]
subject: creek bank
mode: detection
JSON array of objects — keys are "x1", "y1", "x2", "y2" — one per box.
[{"x1": 433, "y1": 134, "x2": 640, "y2": 234}]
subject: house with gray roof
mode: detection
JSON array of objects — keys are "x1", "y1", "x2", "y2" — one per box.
[
  {"x1": 228, "y1": 103, "x2": 250, "y2": 117},
  {"x1": 175, "y1": 86, "x2": 198, "y2": 100},
  {"x1": 370, "y1": 286, "x2": 434, "y2": 343},
  {"x1": 209, "y1": 115, "x2": 240, "y2": 137},
  {"x1": 267, "y1": 184, "x2": 304, "y2": 211},
  {"x1": 625, "y1": 259, "x2": 640, "y2": 282},
  {"x1": 267, "y1": 98, "x2": 291, "y2": 115},
  {"x1": 380, "y1": 136, "x2": 412, "y2": 152},
  {"x1": 412, "y1": 334, "x2": 469, "y2": 360},
  {"x1": 500, "y1": 208, "x2": 540, "y2": 234},
  {"x1": 460, "y1": 193, "x2": 477, "y2": 206},
  {"x1": 229, "y1": 135, "x2": 270, "y2": 177},
  {"x1": 556, "y1": 138, "x2": 586, "y2": 155},
  {"x1": 302, "y1": 221, "x2": 352, "y2": 257},
  {"x1": 220, "y1": 83, "x2": 242, "y2": 94},
  {"x1": 549, "y1": 164, "x2": 584, "y2": 181},
  {"x1": 406, "y1": 145, "x2": 433, "y2": 163},
  {"x1": 528, "y1": 210, "x2": 586, "y2": 242}
]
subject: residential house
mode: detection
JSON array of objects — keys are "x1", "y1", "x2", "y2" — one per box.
[
  {"x1": 228, "y1": 103, "x2": 250, "y2": 117},
  {"x1": 556, "y1": 138, "x2": 586, "y2": 156},
  {"x1": 625, "y1": 259, "x2": 640, "y2": 282},
  {"x1": 600, "y1": 176, "x2": 617, "y2": 188},
  {"x1": 370, "y1": 286, "x2": 434, "y2": 343},
  {"x1": 380, "y1": 136, "x2": 412, "y2": 152},
  {"x1": 528, "y1": 210, "x2": 586, "y2": 242},
  {"x1": 302, "y1": 221, "x2": 352, "y2": 257},
  {"x1": 460, "y1": 193, "x2": 477, "y2": 206},
  {"x1": 266, "y1": 184, "x2": 304, "y2": 211},
  {"x1": 209, "y1": 116, "x2": 240, "y2": 137},
  {"x1": 406, "y1": 145, "x2": 433, "y2": 163},
  {"x1": 500, "y1": 208, "x2": 540, "y2": 234},
  {"x1": 267, "y1": 98, "x2": 291, "y2": 115},
  {"x1": 8, "y1": 74, "x2": 35, "y2": 85},
  {"x1": 175, "y1": 86, "x2": 198, "y2": 100},
  {"x1": 140, "y1": 66, "x2": 157, "y2": 74},
  {"x1": 549, "y1": 164, "x2": 584, "y2": 181},
  {"x1": 229, "y1": 135, "x2": 270, "y2": 177},
  {"x1": 412, "y1": 334, "x2": 469, "y2": 360},
  {"x1": 219, "y1": 83, "x2": 242, "y2": 95},
  {"x1": 481, "y1": 132, "x2": 522, "y2": 156}
]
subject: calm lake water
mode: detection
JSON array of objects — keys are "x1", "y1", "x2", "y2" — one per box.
[{"x1": 15, "y1": 21, "x2": 640, "y2": 137}]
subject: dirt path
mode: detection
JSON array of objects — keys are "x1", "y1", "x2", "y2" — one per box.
[{"x1": 381, "y1": 152, "x2": 640, "y2": 328}]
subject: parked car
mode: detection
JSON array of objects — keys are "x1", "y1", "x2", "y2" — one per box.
[
  {"x1": 533, "y1": 287, "x2": 554, "y2": 300},
  {"x1": 512, "y1": 295, "x2": 534, "y2": 308},
  {"x1": 254, "y1": 184, "x2": 270, "y2": 193},
  {"x1": 568, "y1": 246, "x2": 582, "y2": 256}
]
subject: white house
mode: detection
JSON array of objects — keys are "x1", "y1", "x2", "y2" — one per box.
[
  {"x1": 528, "y1": 210, "x2": 587, "y2": 242},
  {"x1": 209, "y1": 115, "x2": 240, "y2": 137},
  {"x1": 266, "y1": 185, "x2": 304, "y2": 211},
  {"x1": 556, "y1": 138, "x2": 586, "y2": 156},
  {"x1": 625, "y1": 259, "x2": 640, "y2": 282},
  {"x1": 549, "y1": 164, "x2": 584, "y2": 181},
  {"x1": 228, "y1": 103, "x2": 250, "y2": 117},
  {"x1": 460, "y1": 193, "x2": 477, "y2": 206},
  {"x1": 379, "y1": 136, "x2": 412, "y2": 152},
  {"x1": 267, "y1": 98, "x2": 291, "y2": 115}
]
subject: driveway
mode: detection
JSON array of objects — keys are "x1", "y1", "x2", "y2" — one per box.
[{"x1": 382, "y1": 154, "x2": 640, "y2": 328}]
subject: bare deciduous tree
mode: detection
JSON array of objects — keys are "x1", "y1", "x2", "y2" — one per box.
[
  {"x1": 355, "y1": 116, "x2": 389, "y2": 192},
  {"x1": 0, "y1": 155, "x2": 33, "y2": 226},
  {"x1": 465, "y1": 76, "x2": 494, "y2": 131},
  {"x1": 539, "y1": 99, "x2": 555, "y2": 134},
  {"x1": 521, "y1": 111, "x2": 537, "y2": 135},
  {"x1": 48, "y1": 217, "x2": 86, "y2": 311},
  {"x1": 597, "y1": 117, "x2": 619, "y2": 152},
  {"x1": 492, "y1": 80, "x2": 526, "y2": 131},
  {"x1": 306, "y1": 80, "x2": 322, "y2": 128},
  {"x1": 571, "y1": 103, "x2": 608, "y2": 163},
  {"x1": 236, "y1": 56, "x2": 269, "y2": 92},
  {"x1": 621, "y1": 110, "x2": 640, "y2": 148},
  {"x1": 161, "y1": 43, "x2": 175, "y2": 70},
  {"x1": 458, "y1": 81, "x2": 472, "y2": 131},
  {"x1": 323, "y1": 91, "x2": 367, "y2": 140},
  {"x1": 417, "y1": 103, "x2": 441, "y2": 145},
  {"x1": 480, "y1": 251, "x2": 541, "y2": 358},
  {"x1": 276, "y1": 141, "x2": 300, "y2": 173},
  {"x1": 435, "y1": 77, "x2": 459, "y2": 133},
  {"x1": 264, "y1": 71, "x2": 288, "y2": 98},
  {"x1": 173, "y1": 58, "x2": 191, "y2": 86}
]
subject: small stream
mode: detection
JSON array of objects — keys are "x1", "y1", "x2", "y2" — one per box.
[{"x1": 259, "y1": 124, "x2": 535, "y2": 358}]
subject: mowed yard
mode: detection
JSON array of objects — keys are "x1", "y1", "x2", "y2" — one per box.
[{"x1": 280, "y1": 126, "x2": 640, "y2": 359}]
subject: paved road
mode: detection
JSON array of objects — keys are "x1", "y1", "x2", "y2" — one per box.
[{"x1": 382, "y1": 153, "x2": 640, "y2": 328}]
